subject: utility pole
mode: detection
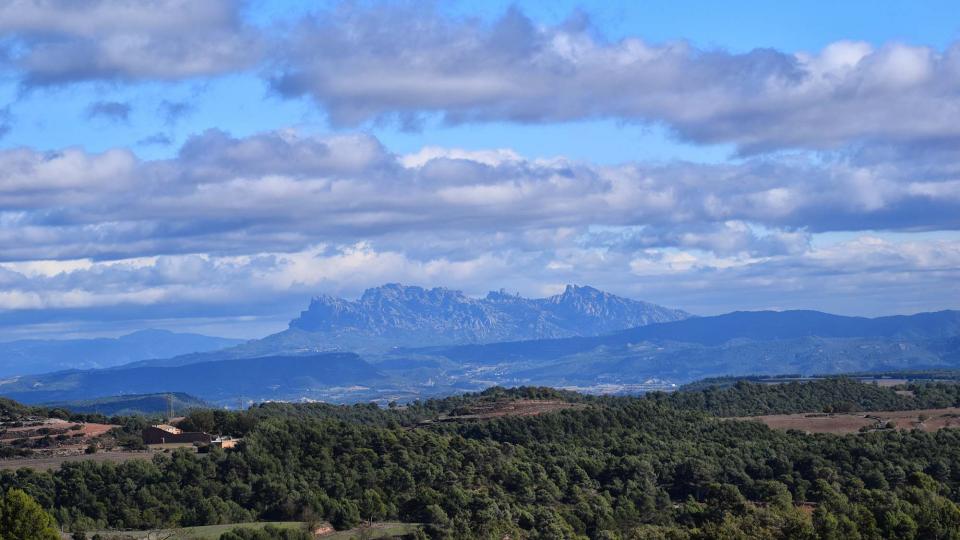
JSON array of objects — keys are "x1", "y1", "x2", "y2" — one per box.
[{"x1": 166, "y1": 394, "x2": 174, "y2": 422}]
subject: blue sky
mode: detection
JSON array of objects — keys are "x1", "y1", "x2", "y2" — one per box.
[
  {"x1": 6, "y1": 0, "x2": 959, "y2": 163},
  {"x1": 0, "y1": 0, "x2": 958, "y2": 339}
]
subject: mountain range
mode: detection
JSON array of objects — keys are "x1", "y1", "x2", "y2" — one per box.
[
  {"x1": 430, "y1": 309, "x2": 960, "y2": 363},
  {"x1": 1, "y1": 284, "x2": 958, "y2": 406},
  {"x1": 42, "y1": 392, "x2": 212, "y2": 416},
  {"x1": 0, "y1": 329, "x2": 243, "y2": 378},
  {"x1": 279, "y1": 282, "x2": 689, "y2": 352},
  {"x1": 291, "y1": 283, "x2": 690, "y2": 342},
  {"x1": 414, "y1": 309, "x2": 960, "y2": 389},
  {"x1": 125, "y1": 283, "x2": 690, "y2": 366},
  {"x1": 2, "y1": 353, "x2": 380, "y2": 405}
]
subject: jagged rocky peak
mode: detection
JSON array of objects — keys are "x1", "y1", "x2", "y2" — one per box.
[
  {"x1": 288, "y1": 283, "x2": 690, "y2": 345},
  {"x1": 359, "y1": 283, "x2": 471, "y2": 304},
  {"x1": 308, "y1": 292, "x2": 349, "y2": 306},
  {"x1": 552, "y1": 284, "x2": 607, "y2": 302},
  {"x1": 485, "y1": 288, "x2": 522, "y2": 302}
]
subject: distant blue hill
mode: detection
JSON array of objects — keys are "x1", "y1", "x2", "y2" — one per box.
[
  {"x1": 0, "y1": 329, "x2": 243, "y2": 377},
  {"x1": 432, "y1": 310, "x2": 960, "y2": 363},
  {"x1": 2, "y1": 307, "x2": 958, "y2": 406},
  {"x1": 42, "y1": 392, "x2": 211, "y2": 416},
  {"x1": 0, "y1": 352, "x2": 381, "y2": 405},
  {"x1": 617, "y1": 309, "x2": 960, "y2": 345}
]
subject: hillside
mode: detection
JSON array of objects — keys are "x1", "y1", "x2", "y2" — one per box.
[
  {"x1": 362, "y1": 310, "x2": 960, "y2": 392},
  {"x1": 615, "y1": 309, "x2": 960, "y2": 345},
  {"x1": 0, "y1": 353, "x2": 383, "y2": 405},
  {"x1": 432, "y1": 309, "x2": 960, "y2": 363},
  {"x1": 418, "y1": 310, "x2": 960, "y2": 382},
  {"x1": 123, "y1": 283, "x2": 690, "y2": 368},
  {"x1": 10, "y1": 381, "x2": 960, "y2": 538},
  {"x1": 41, "y1": 392, "x2": 211, "y2": 416},
  {"x1": 0, "y1": 329, "x2": 243, "y2": 377},
  {"x1": 4, "y1": 309, "x2": 960, "y2": 405}
]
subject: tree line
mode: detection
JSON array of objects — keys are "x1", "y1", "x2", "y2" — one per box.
[{"x1": 4, "y1": 381, "x2": 960, "y2": 537}]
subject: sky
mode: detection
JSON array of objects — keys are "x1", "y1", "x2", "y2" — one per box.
[{"x1": 0, "y1": 0, "x2": 958, "y2": 340}]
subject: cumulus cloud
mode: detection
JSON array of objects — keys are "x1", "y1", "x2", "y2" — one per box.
[
  {"x1": 0, "y1": 146, "x2": 136, "y2": 210},
  {"x1": 2, "y1": 2, "x2": 958, "y2": 156},
  {"x1": 0, "y1": 128, "x2": 958, "y2": 266},
  {"x1": 268, "y1": 5, "x2": 960, "y2": 153},
  {"x1": 0, "y1": 3, "x2": 956, "y2": 335},
  {"x1": 0, "y1": 0, "x2": 260, "y2": 84},
  {"x1": 584, "y1": 223, "x2": 811, "y2": 258},
  {"x1": 0, "y1": 234, "x2": 957, "y2": 340},
  {"x1": 0, "y1": 128, "x2": 955, "y2": 333}
]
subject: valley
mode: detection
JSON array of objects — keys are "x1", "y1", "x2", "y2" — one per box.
[
  {"x1": 3, "y1": 3, "x2": 957, "y2": 537},
  {"x1": 0, "y1": 286, "x2": 959, "y2": 539},
  {"x1": 0, "y1": 290, "x2": 955, "y2": 409}
]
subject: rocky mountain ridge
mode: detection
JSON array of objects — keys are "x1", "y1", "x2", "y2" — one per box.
[{"x1": 288, "y1": 283, "x2": 691, "y2": 346}]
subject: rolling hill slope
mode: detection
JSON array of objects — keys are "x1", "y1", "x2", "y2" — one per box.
[
  {"x1": 41, "y1": 392, "x2": 212, "y2": 416},
  {"x1": 430, "y1": 309, "x2": 960, "y2": 364},
  {"x1": 0, "y1": 329, "x2": 243, "y2": 377},
  {"x1": 0, "y1": 353, "x2": 382, "y2": 405}
]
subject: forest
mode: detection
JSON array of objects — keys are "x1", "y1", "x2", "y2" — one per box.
[{"x1": 5, "y1": 379, "x2": 960, "y2": 538}]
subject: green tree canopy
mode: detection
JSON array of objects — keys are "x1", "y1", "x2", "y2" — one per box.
[{"x1": 0, "y1": 489, "x2": 59, "y2": 540}]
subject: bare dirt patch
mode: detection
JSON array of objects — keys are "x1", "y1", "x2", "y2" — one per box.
[
  {"x1": 741, "y1": 407, "x2": 960, "y2": 435},
  {"x1": 77, "y1": 422, "x2": 115, "y2": 437},
  {"x1": 0, "y1": 417, "x2": 125, "y2": 463},
  {"x1": 747, "y1": 413, "x2": 874, "y2": 434},
  {"x1": 1, "y1": 418, "x2": 117, "y2": 443}
]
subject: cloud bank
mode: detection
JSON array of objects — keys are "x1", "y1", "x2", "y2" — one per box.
[
  {"x1": 0, "y1": 0, "x2": 259, "y2": 84},
  {"x1": 269, "y1": 5, "x2": 960, "y2": 153},
  {"x1": 0, "y1": 128, "x2": 957, "y2": 333},
  {"x1": 0, "y1": 1, "x2": 957, "y2": 336},
  {"x1": 0, "y1": 129, "x2": 957, "y2": 262},
  {"x1": 1, "y1": 2, "x2": 958, "y2": 156}
]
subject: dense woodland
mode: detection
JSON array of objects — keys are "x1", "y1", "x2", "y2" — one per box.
[{"x1": 5, "y1": 380, "x2": 960, "y2": 538}]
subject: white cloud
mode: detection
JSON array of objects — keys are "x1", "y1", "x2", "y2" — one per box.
[
  {"x1": 269, "y1": 5, "x2": 960, "y2": 153},
  {"x1": 401, "y1": 147, "x2": 523, "y2": 168},
  {"x1": 0, "y1": 233, "x2": 956, "y2": 330},
  {"x1": 0, "y1": 0, "x2": 259, "y2": 84},
  {"x1": 0, "y1": 128, "x2": 957, "y2": 268}
]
